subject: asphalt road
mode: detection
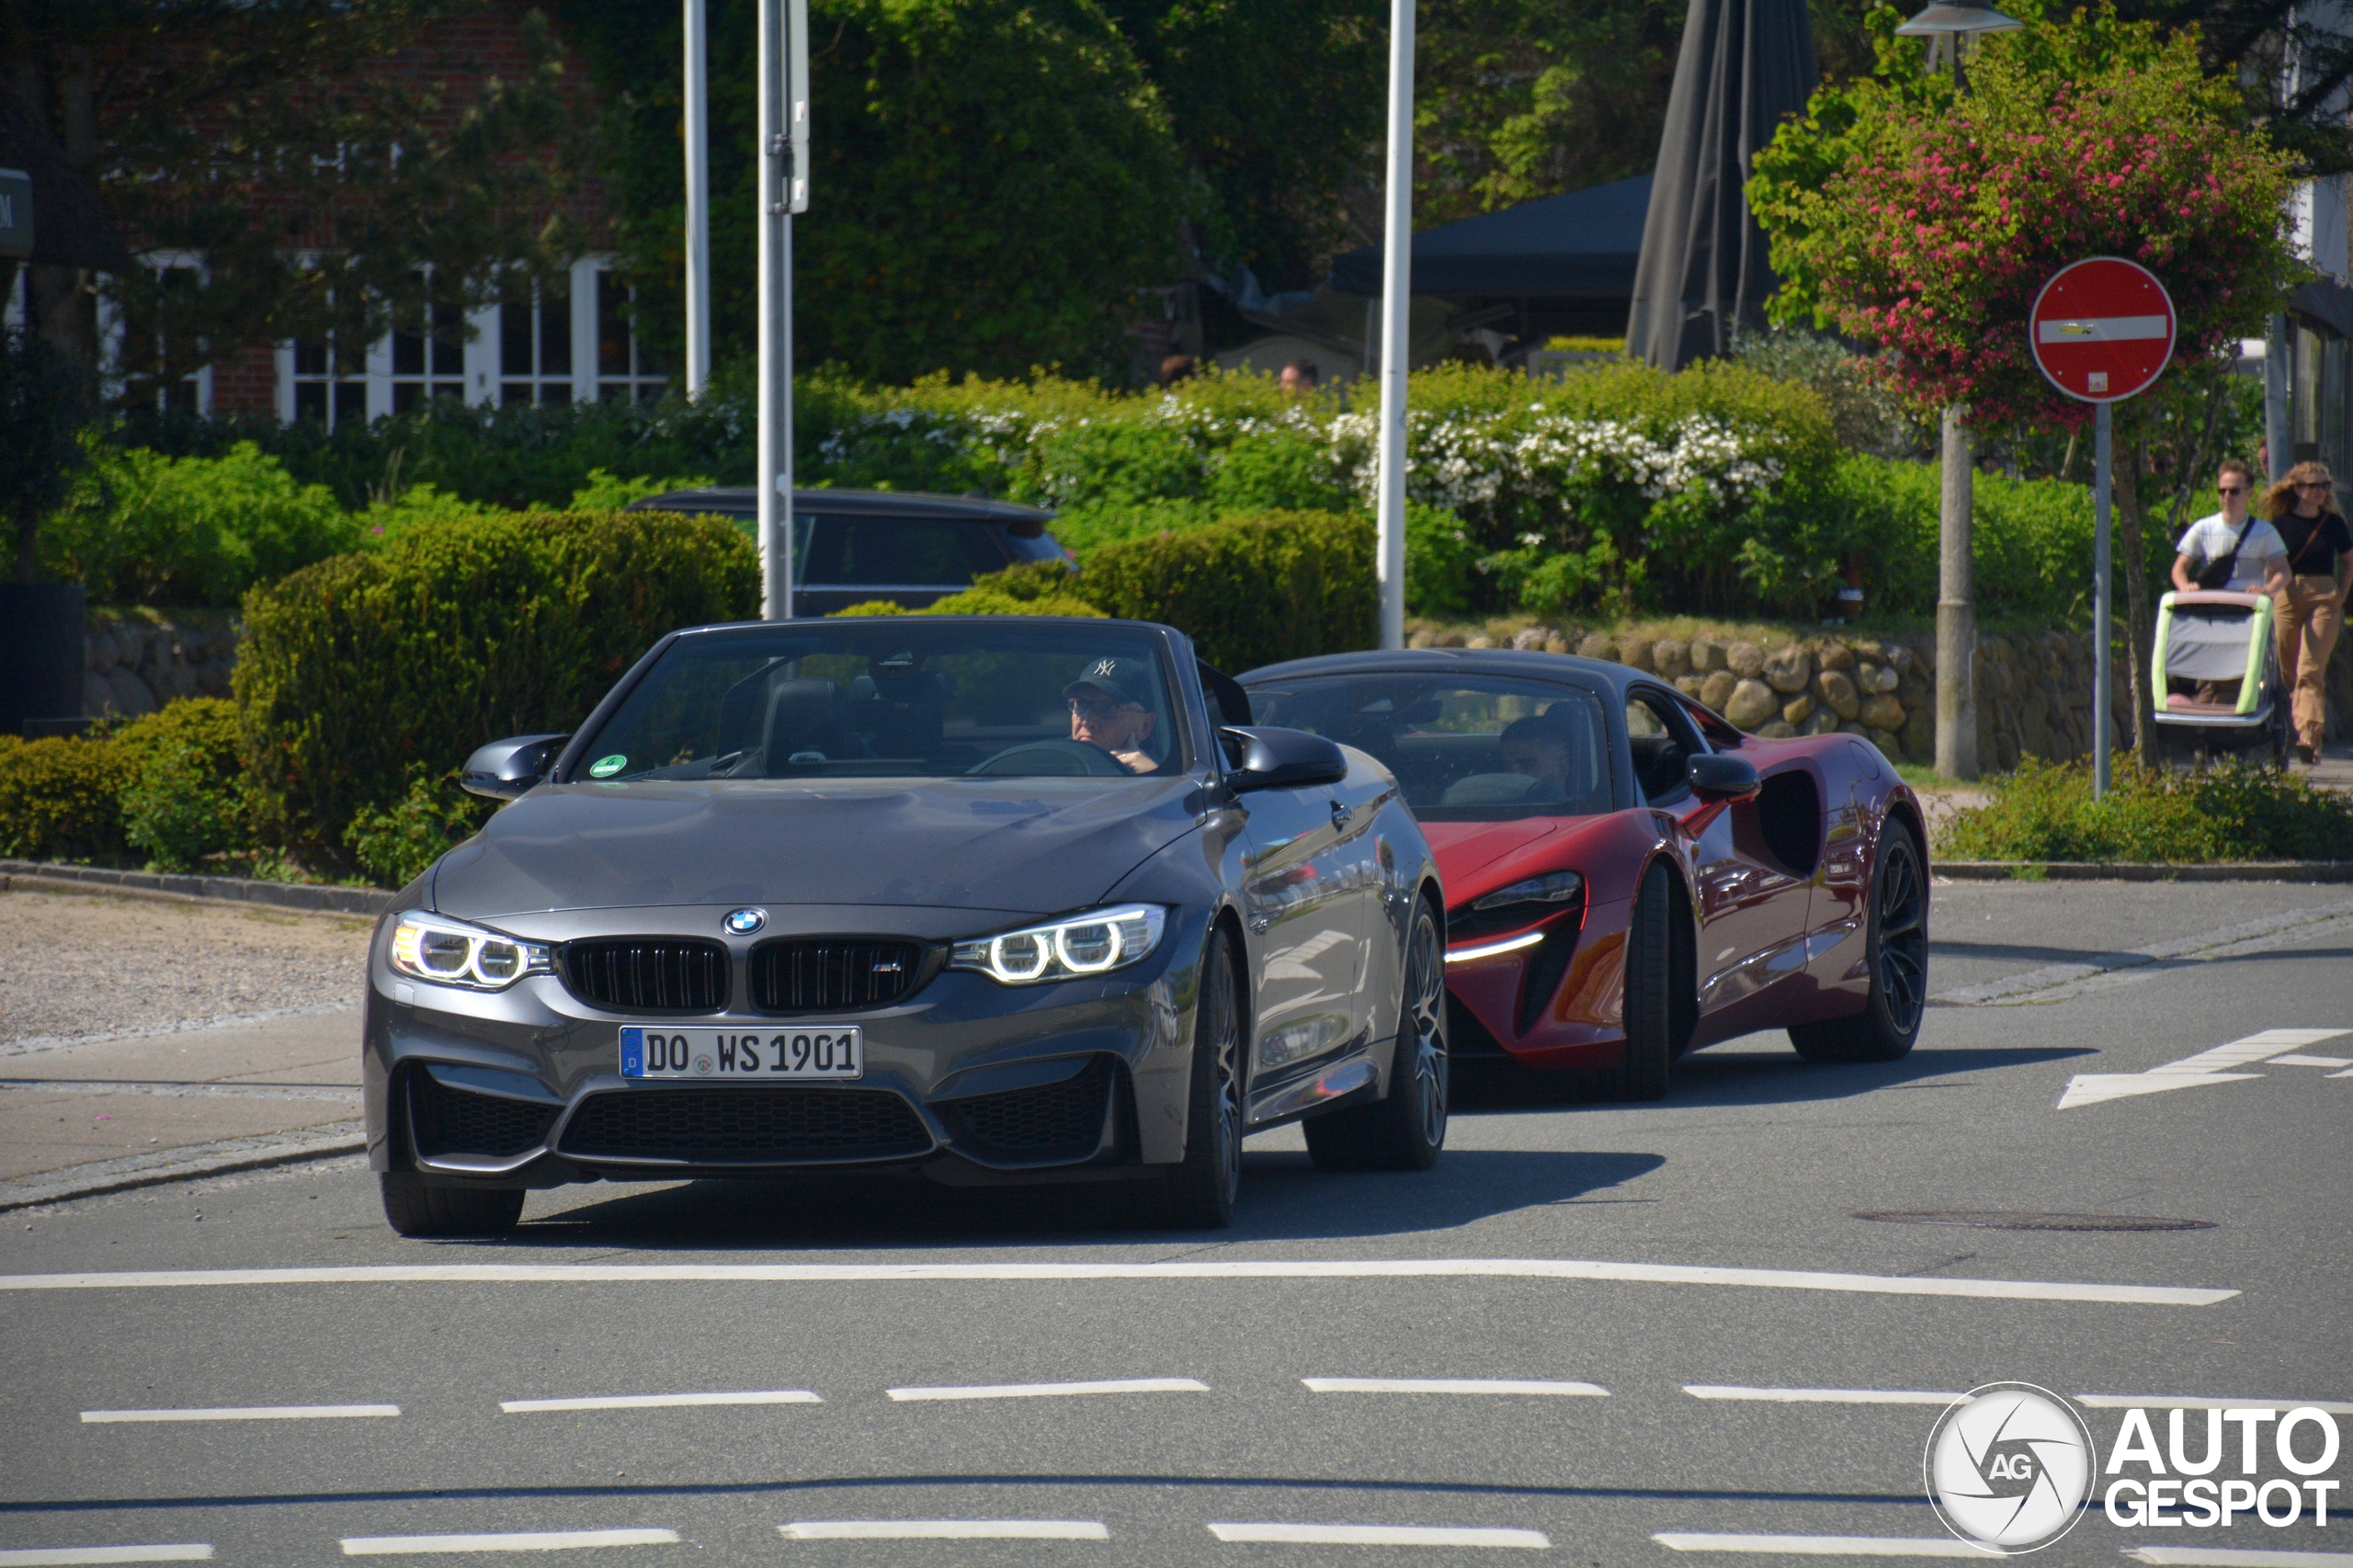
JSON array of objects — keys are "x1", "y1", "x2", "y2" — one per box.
[{"x1": 2, "y1": 881, "x2": 2348, "y2": 1567}]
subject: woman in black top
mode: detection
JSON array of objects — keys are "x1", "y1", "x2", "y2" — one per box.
[{"x1": 2261, "y1": 461, "x2": 2353, "y2": 763}]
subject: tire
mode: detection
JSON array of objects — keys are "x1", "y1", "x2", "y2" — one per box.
[
  {"x1": 1789, "y1": 823, "x2": 1927, "y2": 1064},
  {"x1": 1143, "y1": 930, "x2": 1246, "y2": 1229},
  {"x1": 1303, "y1": 900, "x2": 1448, "y2": 1172},
  {"x1": 380, "y1": 1173, "x2": 526, "y2": 1238},
  {"x1": 1603, "y1": 861, "x2": 1678, "y2": 1101}
]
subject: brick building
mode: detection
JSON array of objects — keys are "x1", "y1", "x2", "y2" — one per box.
[{"x1": 5, "y1": 2, "x2": 669, "y2": 424}]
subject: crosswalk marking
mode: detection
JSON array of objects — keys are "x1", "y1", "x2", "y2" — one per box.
[
  {"x1": 1209, "y1": 1524, "x2": 1549, "y2": 1548},
  {"x1": 780, "y1": 1521, "x2": 1108, "y2": 1540},
  {"x1": 339, "y1": 1530, "x2": 677, "y2": 1555},
  {"x1": 1653, "y1": 1535, "x2": 1981, "y2": 1557}
]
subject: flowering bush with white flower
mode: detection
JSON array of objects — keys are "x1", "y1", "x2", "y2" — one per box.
[{"x1": 801, "y1": 359, "x2": 1840, "y2": 616}]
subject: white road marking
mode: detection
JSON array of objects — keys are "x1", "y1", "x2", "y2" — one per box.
[
  {"x1": 2077, "y1": 1394, "x2": 2353, "y2": 1414},
  {"x1": 1682, "y1": 1385, "x2": 1965, "y2": 1405},
  {"x1": 1652, "y1": 1534, "x2": 1983, "y2": 1557},
  {"x1": 1302, "y1": 1379, "x2": 1607, "y2": 1397},
  {"x1": 2058, "y1": 1028, "x2": 2348, "y2": 1108},
  {"x1": 0, "y1": 1551, "x2": 213, "y2": 1565},
  {"x1": 1209, "y1": 1524, "x2": 1549, "y2": 1548},
  {"x1": 2122, "y1": 1549, "x2": 2353, "y2": 1566},
  {"x1": 501, "y1": 1390, "x2": 820, "y2": 1412},
  {"x1": 780, "y1": 1521, "x2": 1108, "y2": 1540},
  {"x1": 2334, "y1": 1067, "x2": 2353, "y2": 1079},
  {"x1": 2269, "y1": 1054, "x2": 2353, "y2": 1067},
  {"x1": 887, "y1": 1377, "x2": 1207, "y2": 1402},
  {"x1": 80, "y1": 1404, "x2": 398, "y2": 1424},
  {"x1": 339, "y1": 1529, "x2": 678, "y2": 1555},
  {"x1": 0, "y1": 1259, "x2": 2238, "y2": 1306}
]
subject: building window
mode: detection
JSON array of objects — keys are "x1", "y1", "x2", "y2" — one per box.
[
  {"x1": 595, "y1": 268, "x2": 666, "y2": 403},
  {"x1": 291, "y1": 321, "x2": 369, "y2": 429},
  {"x1": 102, "y1": 256, "x2": 212, "y2": 415},
  {"x1": 500, "y1": 277, "x2": 573, "y2": 405},
  {"x1": 391, "y1": 295, "x2": 465, "y2": 413}
]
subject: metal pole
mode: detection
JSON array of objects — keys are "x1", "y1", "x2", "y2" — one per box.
[
  {"x1": 1372, "y1": 0, "x2": 1415, "y2": 652},
  {"x1": 683, "y1": 0, "x2": 710, "y2": 400},
  {"x1": 2092, "y1": 401, "x2": 2112, "y2": 798},
  {"x1": 756, "y1": 0, "x2": 793, "y2": 619},
  {"x1": 1934, "y1": 407, "x2": 1977, "y2": 778},
  {"x1": 2264, "y1": 312, "x2": 2291, "y2": 482}
]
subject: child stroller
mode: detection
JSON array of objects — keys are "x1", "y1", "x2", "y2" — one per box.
[{"x1": 2149, "y1": 589, "x2": 2292, "y2": 767}]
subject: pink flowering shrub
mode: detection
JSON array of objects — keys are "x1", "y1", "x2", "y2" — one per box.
[{"x1": 1751, "y1": 7, "x2": 2296, "y2": 434}]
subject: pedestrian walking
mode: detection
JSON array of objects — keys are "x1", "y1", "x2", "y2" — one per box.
[
  {"x1": 2170, "y1": 460, "x2": 2288, "y2": 707},
  {"x1": 2260, "y1": 460, "x2": 2353, "y2": 764}
]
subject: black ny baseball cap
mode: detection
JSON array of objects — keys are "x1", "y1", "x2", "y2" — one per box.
[{"x1": 1064, "y1": 655, "x2": 1150, "y2": 710}]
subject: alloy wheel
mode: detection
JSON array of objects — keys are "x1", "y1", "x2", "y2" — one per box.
[{"x1": 1875, "y1": 837, "x2": 1927, "y2": 1033}]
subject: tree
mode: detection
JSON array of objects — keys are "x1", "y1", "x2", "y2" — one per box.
[
  {"x1": 2, "y1": 327, "x2": 101, "y2": 583},
  {"x1": 2, "y1": 1, "x2": 593, "y2": 404},
  {"x1": 1750, "y1": 4, "x2": 2298, "y2": 758}
]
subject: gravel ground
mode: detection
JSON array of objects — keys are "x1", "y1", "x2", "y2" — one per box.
[{"x1": 0, "y1": 891, "x2": 372, "y2": 1049}]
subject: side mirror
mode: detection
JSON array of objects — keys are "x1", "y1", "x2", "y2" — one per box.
[
  {"x1": 460, "y1": 733, "x2": 570, "y2": 801},
  {"x1": 1222, "y1": 725, "x2": 1348, "y2": 792},
  {"x1": 1688, "y1": 753, "x2": 1761, "y2": 803}
]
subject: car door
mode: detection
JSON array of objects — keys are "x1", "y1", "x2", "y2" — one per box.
[
  {"x1": 1237, "y1": 770, "x2": 1372, "y2": 1085},
  {"x1": 1624, "y1": 687, "x2": 1812, "y2": 1019}
]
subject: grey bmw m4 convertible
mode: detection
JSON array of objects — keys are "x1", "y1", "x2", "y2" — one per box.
[{"x1": 365, "y1": 616, "x2": 1447, "y2": 1235}]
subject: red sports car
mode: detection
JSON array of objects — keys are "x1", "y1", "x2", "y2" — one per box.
[{"x1": 1239, "y1": 650, "x2": 1929, "y2": 1098}]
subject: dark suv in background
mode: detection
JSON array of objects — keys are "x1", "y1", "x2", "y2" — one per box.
[{"x1": 626, "y1": 488, "x2": 1074, "y2": 615}]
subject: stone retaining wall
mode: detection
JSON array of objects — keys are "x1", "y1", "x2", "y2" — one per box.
[
  {"x1": 1412, "y1": 623, "x2": 2149, "y2": 767},
  {"x1": 83, "y1": 609, "x2": 238, "y2": 720}
]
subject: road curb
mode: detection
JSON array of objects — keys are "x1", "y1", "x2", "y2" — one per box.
[
  {"x1": 0, "y1": 859, "x2": 394, "y2": 916},
  {"x1": 0, "y1": 1123, "x2": 368, "y2": 1213},
  {"x1": 1934, "y1": 859, "x2": 2353, "y2": 882}
]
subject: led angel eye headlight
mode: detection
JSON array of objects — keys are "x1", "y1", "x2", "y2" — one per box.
[
  {"x1": 390, "y1": 912, "x2": 552, "y2": 992},
  {"x1": 952, "y1": 904, "x2": 1167, "y2": 985}
]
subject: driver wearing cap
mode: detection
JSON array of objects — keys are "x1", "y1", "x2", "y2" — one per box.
[{"x1": 1064, "y1": 657, "x2": 1159, "y2": 773}]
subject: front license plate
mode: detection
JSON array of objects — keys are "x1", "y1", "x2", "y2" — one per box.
[{"x1": 620, "y1": 1026, "x2": 863, "y2": 1081}]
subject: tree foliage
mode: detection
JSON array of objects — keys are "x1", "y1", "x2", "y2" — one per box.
[
  {"x1": 1750, "y1": 4, "x2": 2297, "y2": 435},
  {"x1": 3, "y1": 1, "x2": 595, "y2": 402}
]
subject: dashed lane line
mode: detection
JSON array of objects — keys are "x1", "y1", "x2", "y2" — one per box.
[
  {"x1": 2076, "y1": 1394, "x2": 2353, "y2": 1414},
  {"x1": 1208, "y1": 1524, "x2": 1550, "y2": 1548},
  {"x1": 1682, "y1": 1386, "x2": 1964, "y2": 1405},
  {"x1": 1302, "y1": 1379, "x2": 1607, "y2": 1397},
  {"x1": 0, "y1": 1259, "x2": 2240, "y2": 1306},
  {"x1": 0, "y1": 1551, "x2": 212, "y2": 1565},
  {"x1": 886, "y1": 1378, "x2": 1208, "y2": 1403},
  {"x1": 2122, "y1": 1549, "x2": 2353, "y2": 1565},
  {"x1": 1652, "y1": 1535, "x2": 1982, "y2": 1557},
  {"x1": 501, "y1": 1390, "x2": 821, "y2": 1413},
  {"x1": 79, "y1": 1404, "x2": 398, "y2": 1424},
  {"x1": 780, "y1": 1521, "x2": 1109, "y2": 1540},
  {"x1": 339, "y1": 1529, "x2": 678, "y2": 1555}
]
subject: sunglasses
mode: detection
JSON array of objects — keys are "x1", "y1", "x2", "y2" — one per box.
[
  {"x1": 2299, "y1": 481, "x2": 2334, "y2": 491},
  {"x1": 2217, "y1": 484, "x2": 2247, "y2": 494},
  {"x1": 1068, "y1": 697, "x2": 1136, "y2": 720}
]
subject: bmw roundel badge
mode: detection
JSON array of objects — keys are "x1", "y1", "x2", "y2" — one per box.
[{"x1": 723, "y1": 907, "x2": 767, "y2": 936}]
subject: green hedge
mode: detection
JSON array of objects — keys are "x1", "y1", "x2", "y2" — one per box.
[
  {"x1": 1940, "y1": 756, "x2": 2353, "y2": 861},
  {"x1": 237, "y1": 509, "x2": 757, "y2": 860},
  {"x1": 0, "y1": 734, "x2": 138, "y2": 863}
]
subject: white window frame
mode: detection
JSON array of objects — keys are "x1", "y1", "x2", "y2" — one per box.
[{"x1": 99, "y1": 251, "x2": 212, "y2": 415}]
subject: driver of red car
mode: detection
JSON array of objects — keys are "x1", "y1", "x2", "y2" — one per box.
[
  {"x1": 1065, "y1": 657, "x2": 1160, "y2": 773},
  {"x1": 1498, "y1": 712, "x2": 1576, "y2": 801}
]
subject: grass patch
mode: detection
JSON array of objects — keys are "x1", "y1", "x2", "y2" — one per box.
[{"x1": 1937, "y1": 756, "x2": 2353, "y2": 863}]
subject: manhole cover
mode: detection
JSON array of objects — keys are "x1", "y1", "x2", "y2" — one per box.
[{"x1": 1852, "y1": 1210, "x2": 2216, "y2": 1233}]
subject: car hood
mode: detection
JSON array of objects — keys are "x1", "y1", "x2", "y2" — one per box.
[
  {"x1": 430, "y1": 776, "x2": 1204, "y2": 920},
  {"x1": 1420, "y1": 818, "x2": 1566, "y2": 884}
]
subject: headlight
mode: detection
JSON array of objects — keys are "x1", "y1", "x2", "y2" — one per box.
[
  {"x1": 949, "y1": 904, "x2": 1167, "y2": 985},
  {"x1": 1471, "y1": 871, "x2": 1583, "y2": 914},
  {"x1": 389, "y1": 911, "x2": 552, "y2": 992}
]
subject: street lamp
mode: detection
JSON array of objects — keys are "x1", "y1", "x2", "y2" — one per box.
[{"x1": 1895, "y1": 0, "x2": 2018, "y2": 783}]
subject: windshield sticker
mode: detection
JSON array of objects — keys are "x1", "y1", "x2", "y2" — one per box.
[{"x1": 589, "y1": 755, "x2": 628, "y2": 778}]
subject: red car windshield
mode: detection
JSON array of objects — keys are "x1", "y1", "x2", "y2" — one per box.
[{"x1": 1245, "y1": 675, "x2": 1613, "y2": 821}]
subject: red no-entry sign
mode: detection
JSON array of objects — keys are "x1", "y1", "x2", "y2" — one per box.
[{"x1": 2029, "y1": 257, "x2": 2177, "y2": 403}]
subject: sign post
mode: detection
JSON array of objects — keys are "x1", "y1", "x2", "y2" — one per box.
[
  {"x1": 757, "y1": 0, "x2": 811, "y2": 621},
  {"x1": 2029, "y1": 256, "x2": 2177, "y2": 799}
]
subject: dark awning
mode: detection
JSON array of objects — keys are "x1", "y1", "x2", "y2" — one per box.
[
  {"x1": 0, "y1": 80, "x2": 132, "y2": 272},
  {"x1": 1329, "y1": 176, "x2": 1654, "y2": 300}
]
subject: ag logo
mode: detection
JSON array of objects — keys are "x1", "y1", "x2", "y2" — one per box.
[
  {"x1": 723, "y1": 907, "x2": 767, "y2": 935},
  {"x1": 1925, "y1": 1383, "x2": 2095, "y2": 1552}
]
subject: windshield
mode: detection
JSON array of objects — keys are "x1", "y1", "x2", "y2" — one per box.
[
  {"x1": 574, "y1": 622, "x2": 1183, "y2": 782},
  {"x1": 1246, "y1": 674, "x2": 1612, "y2": 821}
]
